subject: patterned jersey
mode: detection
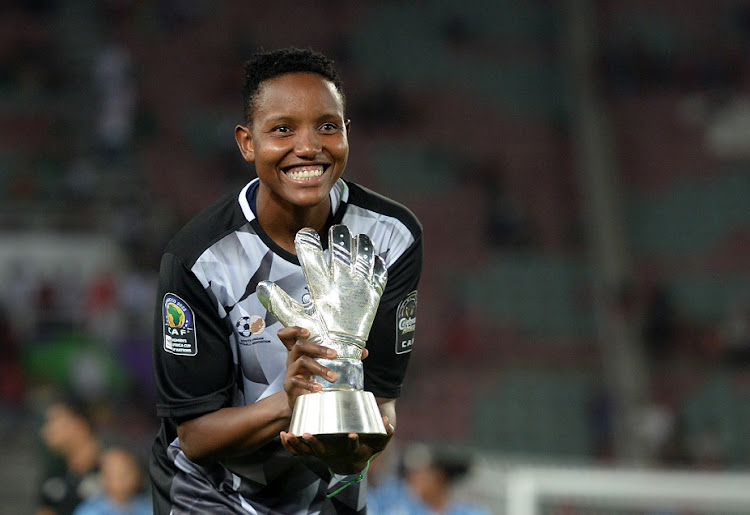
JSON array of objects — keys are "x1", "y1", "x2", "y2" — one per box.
[{"x1": 150, "y1": 178, "x2": 422, "y2": 514}]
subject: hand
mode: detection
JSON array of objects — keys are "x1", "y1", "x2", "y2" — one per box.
[
  {"x1": 277, "y1": 326, "x2": 333, "y2": 411},
  {"x1": 280, "y1": 416, "x2": 394, "y2": 474},
  {"x1": 277, "y1": 326, "x2": 369, "y2": 413}
]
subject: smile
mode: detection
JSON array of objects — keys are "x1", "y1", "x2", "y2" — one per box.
[{"x1": 284, "y1": 165, "x2": 326, "y2": 181}]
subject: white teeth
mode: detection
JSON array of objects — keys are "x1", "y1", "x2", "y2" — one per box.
[{"x1": 286, "y1": 167, "x2": 324, "y2": 181}]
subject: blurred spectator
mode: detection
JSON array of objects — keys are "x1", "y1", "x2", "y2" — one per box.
[
  {"x1": 475, "y1": 163, "x2": 533, "y2": 250},
  {"x1": 597, "y1": 16, "x2": 744, "y2": 97},
  {"x1": 403, "y1": 443, "x2": 489, "y2": 515},
  {"x1": 642, "y1": 283, "x2": 679, "y2": 366},
  {"x1": 37, "y1": 399, "x2": 102, "y2": 515},
  {"x1": 93, "y1": 37, "x2": 136, "y2": 164},
  {"x1": 73, "y1": 446, "x2": 151, "y2": 515},
  {"x1": 35, "y1": 278, "x2": 65, "y2": 339},
  {"x1": 636, "y1": 400, "x2": 677, "y2": 463},
  {"x1": 83, "y1": 271, "x2": 123, "y2": 349},
  {"x1": 367, "y1": 441, "x2": 407, "y2": 514},
  {"x1": 587, "y1": 387, "x2": 615, "y2": 463},
  {"x1": 720, "y1": 300, "x2": 750, "y2": 366},
  {"x1": 369, "y1": 442, "x2": 490, "y2": 515},
  {"x1": 0, "y1": 304, "x2": 24, "y2": 431}
]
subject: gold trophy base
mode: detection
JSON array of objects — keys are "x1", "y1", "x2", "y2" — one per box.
[{"x1": 288, "y1": 390, "x2": 386, "y2": 436}]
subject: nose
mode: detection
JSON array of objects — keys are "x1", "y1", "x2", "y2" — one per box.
[{"x1": 294, "y1": 127, "x2": 322, "y2": 157}]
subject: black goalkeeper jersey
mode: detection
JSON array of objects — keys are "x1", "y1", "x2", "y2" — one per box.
[{"x1": 150, "y1": 178, "x2": 422, "y2": 514}]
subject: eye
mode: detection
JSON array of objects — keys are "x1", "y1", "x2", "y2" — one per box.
[
  {"x1": 319, "y1": 122, "x2": 340, "y2": 133},
  {"x1": 271, "y1": 125, "x2": 292, "y2": 134}
]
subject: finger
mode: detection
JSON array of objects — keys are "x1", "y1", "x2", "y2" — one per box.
[
  {"x1": 279, "y1": 432, "x2": 296, "y2": 455},
  {"x1": 361, "y1": 348, "x2": 369, "y2": 360},
  {"x1": 257, "y1": 282, "x2": 318, "y2": 337},
  {"x1": 280, "y1": 432, "x2": 305, "y2": 456},
  {"x1": 285, "y1": 376, "x2": 324, "y2": 393},
  {"x1": 329, "y1": 225, "x2": 352, "y2": 282},
  {"x1": 277, "y1": 327, "x2": 310, "y2": 351},
  {"x1": 353, "y1": 233, "x2": 376, "y2": 280},
  {"x1": 295, "y1": 229, "x2": 329, "y2": 295},
  {"x1": 288, "y1": 354, "x2": 338, "y2": 382},
  {"x1": 294, "y1": 434, "x2": 319, "y2": 455},
  {"x1": 287, "y1": 340, "x2": 337, "y2": 361},
  {"x1": 372, "y1": 255, "x2": 387, "y2": 295},
  {"x1": 301, "y1": 434, "x2": 326, "y2": 457},
  {"x1": 343, "y1": 433, "x2": 362, "y2": 457},
  {"x1": 383, "y1": 416, "x2": 394, "y2": 436}
]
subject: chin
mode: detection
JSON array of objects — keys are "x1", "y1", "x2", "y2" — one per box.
[
  {"x1": 284, "y1": 187, "x2": 333, "y2": 207},
  {"x1": 291, "y1": 196, "x2": 329, "y2": 209}
]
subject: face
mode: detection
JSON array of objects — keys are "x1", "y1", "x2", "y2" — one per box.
[
  {"x1": 407, "y1": 464, "x2": 446, "y2": 502},
  {"x1": 41, "y1": 404, "x2": 82, "y2": 452},
  {"x1": 235, "y1": 72, "x2": 349, "y2": 210},
  {"x1": 100, "y1": 448, "x2": 142, "y2": 502}
]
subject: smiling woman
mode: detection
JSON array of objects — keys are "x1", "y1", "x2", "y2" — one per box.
[
  {"x1": 149, "y1": 47, "x2": 423, "y2": 515},
  {"x1": 234, "y1": 71, "x2": 351, "y2": 249}
]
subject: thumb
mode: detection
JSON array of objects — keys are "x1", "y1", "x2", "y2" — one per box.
[{"x1": 257, "y1": 281, "x2": 319, "y2": 336}]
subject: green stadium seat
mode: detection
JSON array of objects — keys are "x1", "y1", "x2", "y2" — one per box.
[
  {"x1": 350, "y1": 1, "x2": 563, "y2": 117},
  {"x1": 461, "y1": 254, "x2": 595, "y2": 338},
  {"x1": 627, "y1": 171, "x2": 750, "y2": 256},
  {"x1": 473, "y1": 368, "x2": 596, "y2": 457}
]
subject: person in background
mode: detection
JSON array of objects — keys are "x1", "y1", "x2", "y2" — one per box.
[
  {"x1": 74, "y1": 445, "x2": 151, "y2": 515},
  {"x1": 37, "y1": 399, "x2": 102, "y2": 515},
  {"x1": 369, "y1": 442, "x2": 490, "y2": 515},
  {"x1": 0, "y1": 304, "x2": 24, "y2": 433}
]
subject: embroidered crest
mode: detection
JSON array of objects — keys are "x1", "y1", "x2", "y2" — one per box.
[
  {"x1": 395, "y1": 290, "x2": 417, "y2": 354},
  {"x1": 163, "y1": 293, "x2": 197, "y2": 356}
]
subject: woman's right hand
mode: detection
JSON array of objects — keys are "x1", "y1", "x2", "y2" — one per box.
[{"x1": 277, "y1": 326, "x2": 337, "y2": 410}]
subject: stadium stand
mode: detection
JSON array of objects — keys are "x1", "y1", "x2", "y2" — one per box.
[{"x1": 3, "y1": 0, "x2": 750, "y2": 511}]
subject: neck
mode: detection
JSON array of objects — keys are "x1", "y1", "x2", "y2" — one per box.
[
  {"x1": 256, "y1": 190, "x2": 332, "y2": 254},
  {"x1": 67, "y1": 438, "x2": 100, "y2": 475},
  {"x1": 424, "y1": 492, "x2": 449, "y2": 512}
]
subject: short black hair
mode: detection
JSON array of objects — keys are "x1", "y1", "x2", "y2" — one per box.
[
  {"x1": 401, "y1": 443, "x2": 472, "y2": 483},
  {"x1": 47, "y1": 394, "x2": 95, "y2": 429},
  {"x1": 241, "y1": 47, "x2": 346, "y2": 124}
]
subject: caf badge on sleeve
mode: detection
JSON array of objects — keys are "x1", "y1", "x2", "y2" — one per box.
[{"x1": 163, "y1": 293, "x2": 197, "y2": 356}]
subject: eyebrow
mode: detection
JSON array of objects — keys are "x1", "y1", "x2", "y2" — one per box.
[{"x1": 261, "y1": 112, "x2": 344, "y2": 124}]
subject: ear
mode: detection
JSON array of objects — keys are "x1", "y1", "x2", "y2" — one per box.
[
  {"x1": 345, "y1": 119, "x2": 351, "y2": 137},
  {"x1": 235, "y1": 124, "x2": 255, "y2": 162}
]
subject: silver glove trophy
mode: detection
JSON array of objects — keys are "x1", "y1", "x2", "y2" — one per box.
[{"x1": 256, "y1": 225, "x2": 387, "y2": 437}]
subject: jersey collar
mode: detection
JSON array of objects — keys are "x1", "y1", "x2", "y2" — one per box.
[{"x1": 238, "y1": 178, "x2": 349, "y2": 223}]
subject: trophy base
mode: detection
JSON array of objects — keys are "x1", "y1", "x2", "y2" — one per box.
[
  {"x1": 289, "y1": 390, "x2": 387, "y2": 436},
  {"x1": 314, "y1": 432, "x2": 391, "y2": 456}
]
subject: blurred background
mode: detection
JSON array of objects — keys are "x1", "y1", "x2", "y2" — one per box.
[{"x1": 2, "y1": 0, "x2": 750, "y2": 513}]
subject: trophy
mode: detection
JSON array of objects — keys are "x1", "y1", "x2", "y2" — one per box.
[{"x1": 256, "y1": 225, "x2": 387, "y2": 440}]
